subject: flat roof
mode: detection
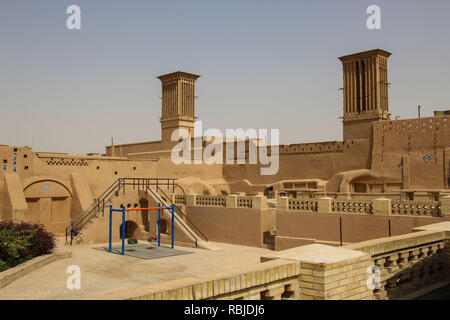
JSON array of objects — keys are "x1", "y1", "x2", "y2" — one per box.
[{"x1": 339, "y1": 49, "x2": 392, "y2": 61}]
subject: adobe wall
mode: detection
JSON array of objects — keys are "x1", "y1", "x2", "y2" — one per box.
[
  {"x1": 222, "y1": 139, "x2": 371, "y2": 189},
  {"x1": 0, "y1": 146, "x2": 222, "y2": 196},
  {"x1": 72, "y1": 190, "x2": 194, "y2": 246},
  {"x1": 343, "y1": 118, "x2": 376, "y2": 141},
  {"x1": 183, "y1": 206, "x2": 276, "y2": 248},
  {"x1": 274, "y1": 210, "x2": 445, "y2": 251},
  {"x1": 371, "y1": 115, "x2": 450, "y2": 189},
  {"x1": 106, "y1": 140, "x2": 166, "y2": 157},
  {"x1": 222, "y1": 115, "x2": 450, "y2": 194},
  {"x1": 0, "y1": 145, "x2": 224, "y2": 234}
]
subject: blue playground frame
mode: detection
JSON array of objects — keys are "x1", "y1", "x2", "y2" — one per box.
[{"x1": 109, "y1": 203, "x2": 175, "y2": 255}]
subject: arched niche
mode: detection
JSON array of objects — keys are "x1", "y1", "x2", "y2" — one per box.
[{"x1": 23, "y1": 178, "x2": 73, "y2": 236}]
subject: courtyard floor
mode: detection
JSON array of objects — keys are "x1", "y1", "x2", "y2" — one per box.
[{"x1": 0, "y1": 238, "x2": 272, "y2": 300}]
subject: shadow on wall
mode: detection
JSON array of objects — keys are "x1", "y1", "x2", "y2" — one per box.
[
  {"x1": 119, "y1": 221, "x2": 139, "y2": 239},
  {"x1": 139, "y1": 198, "x2": 149, "y2": 232}
]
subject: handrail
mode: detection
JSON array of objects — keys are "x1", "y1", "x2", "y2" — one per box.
[
  {"x1": 146, "y1": 188, "x2": 201, "y2": 248},
  {"x1": 65, "y1": 177, "x2": 177, "y2": 245},
  {"x1": 156, "y1": 186, "x2": 208, "y2": 242},
  {"x1": 70, "y1": 178, "x2": 121, "y2": 225},
  {"x1": 65, "y1": 179, "x2": 122, "y2": 244}
]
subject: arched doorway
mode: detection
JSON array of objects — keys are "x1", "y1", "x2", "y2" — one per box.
[
  {"x1": 160, "y1": 218, "x2": 169, "y2": 234},
  {"x1": 119, "y1": 221, "x2": 139, "y2": 239},
  {"x1": 23, "y1": 179, "x2": 72, "y2": 235}
]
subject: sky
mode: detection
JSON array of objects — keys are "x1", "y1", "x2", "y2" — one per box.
[{"x1": 1, "y1": 0, "x2": 449, "y2": 154}]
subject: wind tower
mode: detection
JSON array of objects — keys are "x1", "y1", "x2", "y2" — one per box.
[
  {"x1": 157, "y1": 71, "x2": 200, "y2": 142},
  {"x1": 339, "y1": 49, "x2": 391, "y2": 140}
]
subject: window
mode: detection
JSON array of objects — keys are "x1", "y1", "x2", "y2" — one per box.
[{"x1": 361, "y1": 60, "x2": 366, "y2": 111}]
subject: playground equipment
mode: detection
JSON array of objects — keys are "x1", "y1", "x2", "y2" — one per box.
[
  {"x1": 127, "y1": 238, "x2": 138, "y2": 244},
  {"x1": 109, "y1": 203, "x2": 175, "y2": 256}
]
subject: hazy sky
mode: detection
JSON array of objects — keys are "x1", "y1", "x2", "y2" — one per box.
[{"x1": 1, "y1": 0, "x2": 449, "y2": 154}]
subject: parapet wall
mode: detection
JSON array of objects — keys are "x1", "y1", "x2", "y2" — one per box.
[
  {"x1": 173, "y1": 195, "x2": 275, "y2": 248},
  {"x1": 275, "y1": 141, "x2": 346, "y2": 156},
  {"x1": 345, "y1": 227, "x2": 450, "y2": 299},
  {"x1": 371, "y1": 116, "x2": 450, "y2": 189},
  {"x1": 275, "y1": 196, "x2": 449, "y2": 250},
  {"x1": 93, "y1": 258, "x2": 301, "y2": 300},
  {"x1": 170, "y1": 194, "x2": 450, "y2": 250},
  {"x1": 95, "y1": 222, "x2": 450, "y2": 300},
  {"x1": 223, "y1": 139, "x2": 371, "y2": 186}
]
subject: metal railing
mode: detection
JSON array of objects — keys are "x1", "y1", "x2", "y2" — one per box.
[
  {"x1": 146, "y1": 187, "x2": 207, "y2": 248},
  {"x1": 155, "y1": 186, "x2": 208, "y2": 243},
  {"x1": 65, "y1": 178, "x2": 177, "y2": 245}
]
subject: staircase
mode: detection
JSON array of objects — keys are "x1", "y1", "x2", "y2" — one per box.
[
  {"x1": 65, "y1": 178, "x2": 203, "y2": 246},
  {"x1": 146, "y1": 187, "x2": 209, "y2": 248}
]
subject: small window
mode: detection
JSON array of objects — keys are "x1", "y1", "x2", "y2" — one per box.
[
  {"x1": 114, "y1": 171, "x2": 118, "y2": 175},
  {"x1": 24, "y1": 154, "x2": 28, "y2": 159},
  {"x1": 24, "y1": 166, "x2": 29, "y2": 170},
  {"x1": 13, "y1": 148, "x2": 17, "y2": 152},
  {"x1": 96, "y1": 166, "x2": 100, "y2": 170},
  {"x1": 133, "y1": 167, "x2": 136, "y2": 170},
  {"x1": 3, "y1": 160, "x2": 6, "y2": 164}
]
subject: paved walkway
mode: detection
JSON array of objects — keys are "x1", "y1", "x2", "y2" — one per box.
[{"x1": 0, "y1": 238, "x2": 272, "y2": 300}]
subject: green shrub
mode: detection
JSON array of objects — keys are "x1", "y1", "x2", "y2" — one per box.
[{"x1": 0, "y1": 222, "x2": 55, "y2": 272}]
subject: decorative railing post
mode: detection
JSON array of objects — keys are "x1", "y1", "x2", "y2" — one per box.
[
  {"x1": 225, "y1": 195, "x2": 237, "y2": 208},
  {"x1": 373, "y1": 198, "x2": 391, "y2": 215},
  {"x1": 277, "y1": 197, "x2": 289, "y2": 211},
  {"x1": 442, "y1": 195, "x2": 450, "y2": 216},
  {"x1": 317, "y1": 197, "x2": 332, "y2": 214},
  {"x1": 251, "y1": 196, "x2": 267, "y2": 210},
  {"x1": 185, "y1": 194, "x2": 196, "y2": 206}
]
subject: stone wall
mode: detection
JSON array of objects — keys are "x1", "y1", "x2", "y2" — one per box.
[
  {"x1": 93, "y1": 258, "x2": 301, "y2": 300},
  {"x1": 345, "y1": 226, "x2": 450, "y2": 299},
  {"x1": 182, "y1": 206, "x2": 275, "y2": 248},
  {"x1": 92, "y1": 222, "x2": 450, "y2": 300},
  {"x1": 275, "y1": 196, "x2": 447, "y2": 250},
  {"x1": 371, "y1": 116, "x2": 450, "y2": 189}
]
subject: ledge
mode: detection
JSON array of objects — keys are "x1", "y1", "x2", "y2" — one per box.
[
  {"x1": 88, "y1": 259, "x2": 299, "y2": 300},
  {"x1": 0, "y1": 251, "x2": 72, "y2": 289},
  {"x1": 344, "y1": 230, "x2": 446, "y2": 256},
  {"x1": 261, "y1": 244, "x2": 368, "y2": 270}
]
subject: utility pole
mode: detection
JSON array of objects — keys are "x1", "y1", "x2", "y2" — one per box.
[{"x1": 418, "y1": 105, "x2": 421, "y2": 118}]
